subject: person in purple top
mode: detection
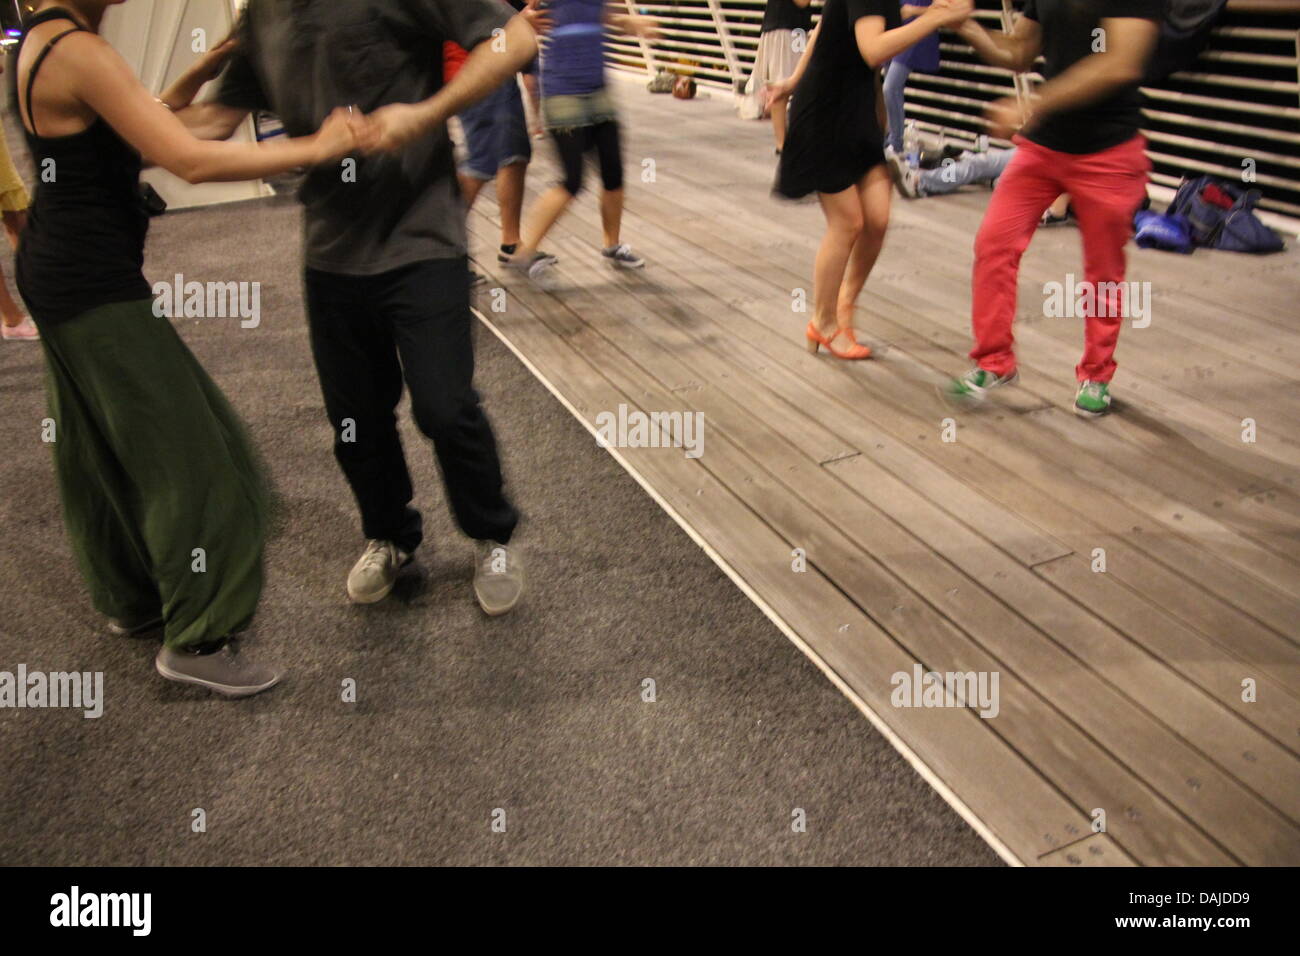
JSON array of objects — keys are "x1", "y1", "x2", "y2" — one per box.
[
  {"x1": 507, "y1": 1, "x2": 658, "y2": 283},
  {"x1": 882, "y1": 3, "x2": 941, "y2": 155}
]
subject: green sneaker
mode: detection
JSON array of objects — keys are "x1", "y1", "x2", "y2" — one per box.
[
  {"x1": 943, "y1": 366, "x2": 1018, "y2": 405},
  {"x1": 1074, "y1": 380, "x2": 1112, "y2": 418}
]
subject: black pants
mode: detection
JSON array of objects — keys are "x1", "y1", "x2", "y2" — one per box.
[
  {"x1": 303, "y1": 257, "x2": 518, "y2": 554},
  {"x1": 552, "y1": 120, "x2": 624, "y2": 196}
]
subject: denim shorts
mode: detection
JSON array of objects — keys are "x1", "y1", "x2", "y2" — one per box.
[{"x1": 458, "y1": 78, "x2": 532, "y2": 180}]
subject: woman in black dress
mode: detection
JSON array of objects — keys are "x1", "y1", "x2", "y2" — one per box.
[{"x1": 770, "y1": 0, "x2": 971, "y2": 359}]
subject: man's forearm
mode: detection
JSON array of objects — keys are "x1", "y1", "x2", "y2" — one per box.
[
  {"x1": 960, "y1": 21, "x2": 1028, "y2": 71},
  {"x1": 1029, "y1": 54, "x2": 1143, "y2": 123},
  {"x1": 412, "y1": 16, "x2": 537, "y2": 133}
]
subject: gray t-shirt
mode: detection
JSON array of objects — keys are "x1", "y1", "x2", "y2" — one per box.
[{"x1": 218, "y1": 0, "x2": 513, "y2": 275}]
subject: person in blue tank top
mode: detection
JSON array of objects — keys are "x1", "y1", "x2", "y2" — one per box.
[{"x1": 506, "y1": 1, "x2": 659, "y2": 283}]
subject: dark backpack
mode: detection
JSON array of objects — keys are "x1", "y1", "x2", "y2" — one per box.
[
  {"x1": 1146, "y1": 0, "x2": 1230, "y2": 82},
  {"x1": 1167, "y1": 176, "x2": 1284, "y2": 254}
]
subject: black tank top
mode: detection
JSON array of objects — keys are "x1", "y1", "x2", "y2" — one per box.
[{"x1": 14, "y1": 8, "x2": 152, "y2": 324}]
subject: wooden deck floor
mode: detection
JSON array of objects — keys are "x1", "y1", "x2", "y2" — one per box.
[{"x1": 466, "y1": 76, "x2": 1300, "y2": 866}]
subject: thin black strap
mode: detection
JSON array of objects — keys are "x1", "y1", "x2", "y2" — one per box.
[{"x1": 23, "y1": 23, "x2": 84, "y2": 138}]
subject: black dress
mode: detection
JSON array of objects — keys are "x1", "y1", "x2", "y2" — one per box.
[{"x1": 775, "y1": 0, "x2": 902, "y2": 199}]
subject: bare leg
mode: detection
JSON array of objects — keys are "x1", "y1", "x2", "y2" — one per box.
[
  {"x1": 516, "y1": 185, "x2": 573, "y2": 260},
  {"x1": 771, "y1": 97, "x2": 788, "y2": 152},
  {"x1": 836, "y1": 165, "x2": 893, "y2": 328},
  {"x1": 496, "y1": 162, "x2": 527, "y2": 248},
  {"x1": 812, "y1": 186, "x2": 865, "y2": 338},
  {"x1": 0, "y1": 263, "x2": 27, "y2": 327},
  {"x1": 459, "y1": 173, "x2": 487, "y2": 212},
  {"x1": 599, "y1": 187, "x2": 624, "y2": 249},
  {"x1": 1048, "y1": 192, "x2": 1071, "y2": 218}
]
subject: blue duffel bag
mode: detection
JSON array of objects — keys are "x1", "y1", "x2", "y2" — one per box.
[
  {"x1": 1168, "y1": 176, "x2": 1284, "y2": 253},
  {"x1": 1134, "y1": 210, "x2": 1194, "y2": 253}
]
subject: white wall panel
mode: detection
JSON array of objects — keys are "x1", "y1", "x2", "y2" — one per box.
[{"x1": 102, "y1": 0, "x2": 270, "y2": 210}]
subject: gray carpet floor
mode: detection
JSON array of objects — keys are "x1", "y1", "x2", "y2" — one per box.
[{"x1": 0, "y1": 120, "x2": 999, "y2": 865}]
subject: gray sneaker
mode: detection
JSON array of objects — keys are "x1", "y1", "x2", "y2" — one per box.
[
  {"x1": 347, "y1": 539, "x2": 411, "y2": 604},
  {"x1": 601, "y1": 243, "x2": 645, "y2": 269},
  {"x1": 505, "y1": 250, "x2": 557, "y2": 289},
  {"x1": 886, "y1": 149, "x2": 922, "y2": 199},
  {"x1": 155, "y1": 640, "x2": 281, "y2": 699},
  {"x1": 474, "y1": 541, "x2": 524, "y2": 616},
  {"x1": 498, "y1": 244, "x2": 558, "y2": 266}
]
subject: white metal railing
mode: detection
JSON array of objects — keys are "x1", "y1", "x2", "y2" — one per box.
[{"x1": 606, "y1": 0, "x2": 1300, "y2": 217}]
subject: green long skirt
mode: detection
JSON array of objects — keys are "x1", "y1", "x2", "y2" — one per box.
[{"x1": 37, "y1": 299, "x2": 268, "y2": 649}]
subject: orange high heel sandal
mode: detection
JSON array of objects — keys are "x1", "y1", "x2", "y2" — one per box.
[{"x1": 805, "y1": 321, "x2": 872, "y2": 360}]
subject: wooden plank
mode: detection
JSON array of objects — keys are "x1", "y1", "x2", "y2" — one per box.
[
  {"x1": 496, "y1": 180, "x2": 1300, "y2": 686},
  {"x1": 475, "y1": 254, "x2": 1104, "y2": 866},
  {"x1": 1038, "y1": 832, "x2": 1138, "y2": 867},
  {"x1": 622, "y1": 177, "x2": 1300, "y2": 652},
  {"x1": 641, "y1": 162, "x2": 1300, "y2": 478},
  {"x1": 613, "y1": 184, "x2": 1300, "y2": 665},
  {"x1": 620, "y1": 135, "x2": 1300, "y2": 455},
  {"x1": 1021, "y1": 406, "x2": 1300, "y2": 598},
  {"x1": 472, "y1": 214, "x2": 1299, "y2": 862},
  {"x1": 458, "y1": 82, "x2": 1300, "y2": 863}
]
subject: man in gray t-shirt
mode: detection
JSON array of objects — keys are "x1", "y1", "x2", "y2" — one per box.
[{"x1": 203, "y1": 0, "x2": 537, "y2": 614}]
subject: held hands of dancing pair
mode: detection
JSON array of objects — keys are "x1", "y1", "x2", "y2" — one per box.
[
  {"x1": 166, "y1": 26, "x2": 468, "y2": 164},
  {"x1": 309, "y1": 102, "x2": 433, "y2": 164},
  {"x1": 920, "y1": 0, "x2": 976, "y2": 29}
]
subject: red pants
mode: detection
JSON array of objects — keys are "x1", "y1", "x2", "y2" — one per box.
[{"x1": 970, "y1": 134, "x2": 1150, "y2": 383}]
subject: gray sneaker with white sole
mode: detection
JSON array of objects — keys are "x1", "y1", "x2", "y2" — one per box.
[
  {"x1": 505, "y1": 251, "x2": 558, "y2": 289},
  {"x1": 601, "y1": 243, "x2": 645, "y2": 269},
  {"x1": 155, "y1": 640, "x2": 281, "y2": 699}
]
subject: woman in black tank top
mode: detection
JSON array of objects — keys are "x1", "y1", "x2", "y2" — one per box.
[{"x1": 15, "y1": 1, "x2": 368, "y2": 697}]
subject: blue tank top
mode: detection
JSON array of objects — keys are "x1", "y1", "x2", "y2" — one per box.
[{"x1": 540, "y1": 0, "x2": 607, "y2": 97}]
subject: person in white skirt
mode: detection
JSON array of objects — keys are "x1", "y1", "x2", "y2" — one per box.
[{"x1": 747, "y1": 0, "x2": 814, "y2": 154}]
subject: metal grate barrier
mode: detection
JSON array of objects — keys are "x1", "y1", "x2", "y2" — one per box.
[{"x1": 607, "y1": 1, "x2": 1300, "y2": 218}]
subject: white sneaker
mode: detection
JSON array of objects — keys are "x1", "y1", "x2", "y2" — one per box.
[
  {"x1": 474, "y1": 541, "x2": 524, "y2": 616},
  {"x1": 347, "y1": 539, "x2": 410, "y2": 604}
]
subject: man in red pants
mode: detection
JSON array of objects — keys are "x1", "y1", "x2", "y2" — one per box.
[{"x1": 946, "y1": 1, "x2": 1161, "y2": 418}]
